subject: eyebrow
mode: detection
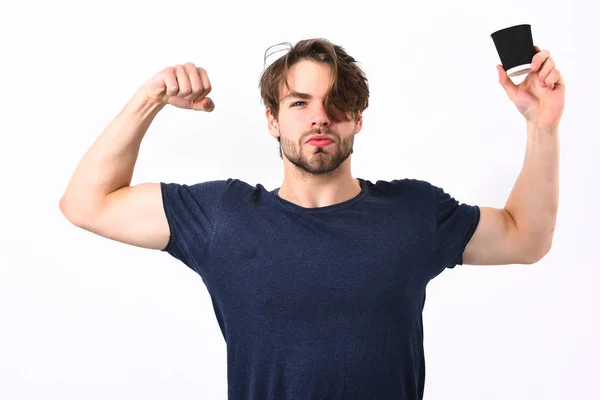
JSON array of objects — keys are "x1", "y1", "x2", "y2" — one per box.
[{"x1": 279, "y1": 92, "x2": 313, "y2": 103}]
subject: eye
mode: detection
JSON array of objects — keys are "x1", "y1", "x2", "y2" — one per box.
[{"x1": 291, "y1": 101, "x2": 306, "y2": 107}]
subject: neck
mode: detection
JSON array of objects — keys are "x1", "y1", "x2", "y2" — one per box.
[{"x1": 277, "y1": 158, "x2": 361, "y2": 208}]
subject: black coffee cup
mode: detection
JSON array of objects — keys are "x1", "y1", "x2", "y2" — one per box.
[{"x1": 491, "y1": 24, "x2": 536, "y2": 77}]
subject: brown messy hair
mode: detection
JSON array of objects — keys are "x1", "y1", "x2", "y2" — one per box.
[{"x1": 259, "y1": 38, "x2": 369, "y2": 123}]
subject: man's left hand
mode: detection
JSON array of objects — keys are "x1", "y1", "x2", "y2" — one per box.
[{"x1": 497, "y1": 45, "x2": 565, "y2": 130}]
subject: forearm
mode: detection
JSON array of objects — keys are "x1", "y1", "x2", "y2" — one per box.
[
  {"x1": 504, "y1": 122, "x2": 560, "y2": 255},
  {"x1": 60, "y1": 91, "x2": 165, "y2": 215}
]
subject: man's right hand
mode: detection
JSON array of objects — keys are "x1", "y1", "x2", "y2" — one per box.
[{"x1": 139, "y1": 63, "x2": 215, "y2": 112}]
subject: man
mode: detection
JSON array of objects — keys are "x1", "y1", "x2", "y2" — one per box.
[{"x1": 59, "y1": 38, "x2": 564, "y2": 399}]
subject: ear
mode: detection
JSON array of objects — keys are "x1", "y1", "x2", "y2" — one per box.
[
  {"x1": 266, "y1": 107, "x2": 280, "y2": 139},
  {"x1": 354, "y1": 111, "x2": 363, "y2": 135}
]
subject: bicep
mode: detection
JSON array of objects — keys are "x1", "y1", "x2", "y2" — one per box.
[
  {"x1": 75, "y1": 183, "x2": 170, "y2": 251},
  {"x1": 462, "y1": 207, "x2": 534, "y2": 265}
]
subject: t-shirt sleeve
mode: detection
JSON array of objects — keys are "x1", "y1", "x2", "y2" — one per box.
[
  {"x1": 160, "y1": 179, "x2": 230, "y2": 274},
  {"x1": 431, "y1": 184, "x2": 480, "y2": 270}
]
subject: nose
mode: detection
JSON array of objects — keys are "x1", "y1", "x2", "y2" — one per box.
[{"x1": 311, "y1": 101, "x2": 331, "y2": 127}]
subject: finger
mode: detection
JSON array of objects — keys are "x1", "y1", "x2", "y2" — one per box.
[
  {"x1": 555, "y1": 69, "x2": 564, "y2": 86},
  {"x1": 545, "y1": 69, "x2": 562, "y2": 90},
  {"x1": 534, "y1": 45, "x2": 541, "y2": 54},
  {"x1": 197, "y1": 67, "x2": 212, "y2": 98},
  {"x1": 163, "y1": 67, "x2": 179, "y2": 97},
  {"x1": 183, "y1": 62, "x2": 203, "y2": 101},
  {"x1": 537, "y1": 58, "x2": 555, "y2": 87},
  {"x1": 168, "y1": 96, "x2": 193, "y2": 109},
  {"x1": 531, "y1": 49, "x2": 551, "y2": 72},
  {"x1": 174, "y1": 65, "x2": 192, "y2": 97},
  {"x1": 497, "y1": 64, "x2": 517, "y2": 100},
  {"x1": 192, "y1": 96, "x2": 215, "y2": 112}
]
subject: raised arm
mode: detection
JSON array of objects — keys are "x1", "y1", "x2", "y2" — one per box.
[
  {"x1": 59, "y1": 63, "x2": 215, "y2": 250},
  {"x1": 463, "y1": 46, "x2": 564, "y2": 265}
]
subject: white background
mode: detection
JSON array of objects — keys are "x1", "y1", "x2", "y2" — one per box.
[{"x1": 1, "y1": 0, "x2": 598, "y2": 399}]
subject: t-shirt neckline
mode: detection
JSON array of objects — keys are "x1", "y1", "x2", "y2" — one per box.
[{"x1": 271, "y1": 178, "x2": 368, "y2": 214}]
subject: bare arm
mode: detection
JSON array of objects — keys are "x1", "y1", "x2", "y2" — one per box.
[
  {"x1": 59, "y1": 63, "x2": 214, "y2": 250},
  {"x1": 463, "y1": 124, "x2": 559, "y2": 264},
  {"x1": 505, "y1": 124, "x2": 559, "y2": 250},
  {"x1": 463, "y1": 47, "x2": 563, "y2": 265},
  {"x1": 59, "y1": 91, "x2": 169, "y2": 249}
]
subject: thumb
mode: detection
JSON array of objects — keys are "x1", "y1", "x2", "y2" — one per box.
[
  {"x1": 497, "y1": 65, "x2": 517, "y2": 100},
  {"x1": 193, "y1": 96, "x2": 215, "y2": 112}
]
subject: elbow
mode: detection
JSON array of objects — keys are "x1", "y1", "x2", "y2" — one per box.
[
  {"x1": 59, "y1": 196, "x2": 75, "y2": 222},
  {"x1": 523, "y1": 240, "x2": 553, "y2": 264},
  {"x1": 60, "y1": 197, "x2": 81, "y2": 227},
  {"x1": 59, "y1": 196, "x2": 95, "y2": 228}
]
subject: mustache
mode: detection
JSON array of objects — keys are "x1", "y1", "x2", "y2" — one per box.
[{"x1": 304, "y1": 127, "x2": 336, "y2": 138}]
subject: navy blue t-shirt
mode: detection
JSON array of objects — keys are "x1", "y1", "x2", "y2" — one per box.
[{"x1": 160, "y1": 177, "x2": 480, "y2": 400}]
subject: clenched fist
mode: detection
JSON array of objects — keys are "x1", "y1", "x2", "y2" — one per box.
[{"x1": 139, "y1": 62, "x2": 214, "y2": 111}]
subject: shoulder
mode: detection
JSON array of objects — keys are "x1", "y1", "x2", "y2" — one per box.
[
  {"x1": 365, "y1": 177, "x2": 435, "y2": 198},
  {"x1": 163, "y1": 178, "x2": 276, "y2": 208},
  {"x1": 366, "y1": 177, "x2": 473, "y2": 214},
  {"x1": 367, "y1": 178, "x2": 467, "y2": 203},
  {"x1": 161, "y1": 178, "x2": 256, "y2": 195}
]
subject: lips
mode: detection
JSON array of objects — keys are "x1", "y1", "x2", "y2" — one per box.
[
  {"x1": 306, "y1": 134, "x2": 333, "y2": 143},
  {"x1": 308, "y1": 139, "x2": 333, "y2": 147}
]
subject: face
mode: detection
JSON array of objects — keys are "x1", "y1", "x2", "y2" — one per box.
[{"x1": 266, "y1": 59, "x2": 363, "y2": 175}]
